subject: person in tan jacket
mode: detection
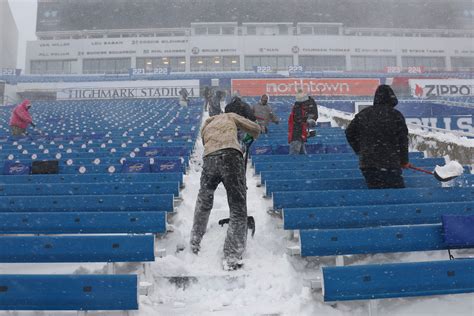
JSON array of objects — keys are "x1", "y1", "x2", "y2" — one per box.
[{"x1": 190, "y1": 111, "x2": 260, "y2": 270}]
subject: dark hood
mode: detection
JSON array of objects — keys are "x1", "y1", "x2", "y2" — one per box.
[{"x1": 373, "y1": 85, "x2": 398, "y2": 107}]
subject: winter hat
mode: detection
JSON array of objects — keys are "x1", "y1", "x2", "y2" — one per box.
[
  {"x1": 295, "y1": 89, "x2": 309, "y2": 102},
  {"x1": 373, "y1": 84, "x2": 398, "y2": 107}
]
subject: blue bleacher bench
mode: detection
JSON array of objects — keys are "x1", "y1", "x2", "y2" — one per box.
[
  {"x1": 0, "y1": 194, "x2": 174, "y2": 213},
  {"x1": 0, "y1": 274, "x2": 138, "y2": 310},
  {"x1": 254, "y1": 158, "x2": 445, "y2": 174},
  {"x1": 283, "y1": 201, "x2": 474, "y2": 230},
  {"x1": 265, "y1": 175, "x2": 440, "y2": 196},
  {"x1": 251, "y1": 152, "x2": 424, "y2": 165},
  {"x1": 0, "y1": 235, "x2": 155, "y2": 263},
  {"x1": 260, "y1": 168, "x2": 438, "y2": 184},
  {"x1": 300, "y1": 224, "x2": 453, "y2": 257},
  {"x1": 0, "y1": 182, "x2": 180, "y2": 197},
  {"x1": 0, "y1": 172, "x2": 184, "y2": 186},
  {"x1": 273, "y1": 187, "x2": 474, "y2": 209},
  {"x1": 322, "y1": 259, "x2": 474, "y2": 301},
  {"x1": 0, "y1": 211, "x2": 166, "y2": 234}
]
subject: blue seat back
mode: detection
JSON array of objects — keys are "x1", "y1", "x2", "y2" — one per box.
[
  {"x1": 121, "y1": 160, "x2": 151, "y2": 173},
  {"x1": 151, "y1": 158, "x2": 184, "y2": 173},
  {"x1": 442, "y1": 215, "x2": 474, "y2": 247},
  {"x1": 3, "y1": 162, "x2": 31, "y2": 175}
]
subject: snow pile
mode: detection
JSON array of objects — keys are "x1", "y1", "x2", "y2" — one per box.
[{"x1": 435, "y1": 160, "x2": 464, "y2": 179}]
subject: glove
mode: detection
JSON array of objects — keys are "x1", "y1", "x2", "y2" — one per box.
[
  {"x1": 31, "y1": 123, "x2": 36, "y2": 128},
  {"x1": 308, "y1": 130, "x2": 316, "y2": 138},
  {"x1": 401, "y1": 162, "x2": 411, "y2": 169},
  {"x1": 242, "y1": 133, "x2": 254, "y2": 146}
]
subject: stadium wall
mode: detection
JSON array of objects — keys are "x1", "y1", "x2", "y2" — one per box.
[{"x1": 25, "y1": 33, "x2": 473, "y2": 75}]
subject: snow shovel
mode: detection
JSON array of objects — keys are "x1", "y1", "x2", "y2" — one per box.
[{"x1": 408, "y1": 164, "x2": 462, "y2": 182}]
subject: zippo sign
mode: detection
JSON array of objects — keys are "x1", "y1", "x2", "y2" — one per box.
[
  {"x1": 409, "y1": 79, "x2": 474, "y2": 98},
  {"x1": 232, "y1": 78, "x2": 380, "y2": 97}
]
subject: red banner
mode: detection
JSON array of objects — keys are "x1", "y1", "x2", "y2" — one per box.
[{"x1": 231, "y1": 78, "x2": 380, "y2": 97}]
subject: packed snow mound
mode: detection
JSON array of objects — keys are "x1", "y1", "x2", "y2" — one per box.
[{"x1": 434, "y1": 161, "x2": 464, "y2": 179}]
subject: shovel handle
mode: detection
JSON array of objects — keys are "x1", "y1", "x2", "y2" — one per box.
[{"x1": 408, "y1": 165, "x2": 433, "y2": 175}]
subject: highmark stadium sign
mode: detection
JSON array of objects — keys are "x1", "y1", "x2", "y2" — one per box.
[{"x1": 56, "y1": 80, "x2": 200, "y2": 100}]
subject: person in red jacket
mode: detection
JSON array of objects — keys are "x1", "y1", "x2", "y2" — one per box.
[
  {"x1": 288, "y1": 90, "x2": 310, "y2": 154},
  {"x1": 9, "y1": 99, "x2": 35, "y2": 136}
]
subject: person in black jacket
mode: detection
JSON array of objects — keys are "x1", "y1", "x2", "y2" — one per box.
[
  {"x1": 345, "y1": 84, "x2": 410, "y2": 189},
  {"x1": 225, "y1": 96, "x2": 256, "y2": 122}
]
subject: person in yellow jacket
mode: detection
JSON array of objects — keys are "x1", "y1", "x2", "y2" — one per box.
[{"x1": 190, "y1": 111, "x2": 260, "y2": 270}]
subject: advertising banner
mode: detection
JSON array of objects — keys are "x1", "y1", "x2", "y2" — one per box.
[
  {"x1": 56, "y1": 80, "x2": 199, "y2": 100},
  {"x1": 405, "y1": 116, "x2": 473, "y2": 133},
  {"x1": 231, "y1": 78, "x2": 380, "y2": 96},
  {"x1": 409, "y1": 79, "x2": 474, "y2": 98}
]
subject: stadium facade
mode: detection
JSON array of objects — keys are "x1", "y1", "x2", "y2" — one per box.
[
  {"x1": 0, "y1": 0, "x2": 19, "y2": 70},
  {"x1": 24, "y1": 0, "x2": 474, "y2": 75}
]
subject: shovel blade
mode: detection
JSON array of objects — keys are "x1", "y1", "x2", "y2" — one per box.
[{"x1": 433, "y1": 171, "x2": 458, "y2": 182}]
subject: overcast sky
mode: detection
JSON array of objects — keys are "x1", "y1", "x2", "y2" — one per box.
[{"x1": 8, "y1": 0, "x2": 37, "y2": 69}]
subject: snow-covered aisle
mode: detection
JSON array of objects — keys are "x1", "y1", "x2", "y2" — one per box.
[{"x1": 138, "y1": 126, "x2": 336, "y2": 315}]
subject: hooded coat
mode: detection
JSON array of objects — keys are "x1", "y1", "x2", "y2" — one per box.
[
  {"x1": 10, "y1": 100, "x2": 33, "y2": 129},
  {"x1": 225, "y1": 97, "x2": 256, "y2": 122},
  {"x1": 345, "y1": 85, "x2": 409, "y2": 169}
]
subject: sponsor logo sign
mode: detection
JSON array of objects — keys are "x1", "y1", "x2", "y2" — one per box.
[
  {"x1": 254, "y1": 146, "x2": 272, "y2": 155},
  {"x1": 409, "y1": 79, "x2": 474, "y2": 98},
  {"x1": 160, "y1": 162, "x2": 177, "y2": 171},
  {"x1": 9, "y1": 165, "x2": 28, "y2": 173},
  {"x1": 128, "y1": 163, "x2": 145, "y2": 172},
  {"x1": 406, "y1": 116, "x2": 473, "y2": 133},
  {"x1": 232, "y1": 78, "x2": 380, "y2": 96},
  {"x1": 145, "y1": 150, "x2": 159, "y2": 157}
]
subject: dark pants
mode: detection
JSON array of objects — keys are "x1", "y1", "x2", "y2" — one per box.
[
  {"x1": 289, "y1": 140, "x2": 307, "y2": 155},
  {"x1": 11, "y1": 126, "x2": 26, "y2": 136},
  {"x1": 190, "y1": 149, "x2": 247, "y2": 261},
  {"x1": 361, "y1": 168, "x2": 405, "y2": 189}
]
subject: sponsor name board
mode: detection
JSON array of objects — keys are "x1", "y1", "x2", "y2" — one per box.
[
  {"x1": 232, "y1": 78, "x2": 380, "y2": 96},
  {"x1": 409, "y1": 79, "x2": 474, "y2": 98},
  {"x1": 56, "y1": 80, "x2": 199, "y2": 100}
]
